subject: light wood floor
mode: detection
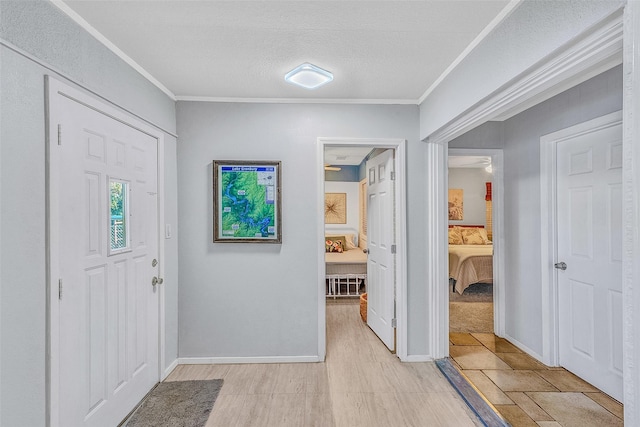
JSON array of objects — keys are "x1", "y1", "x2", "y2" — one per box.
[{"x1": 166, "y1": 300, "x2": 482, "y2": 427}]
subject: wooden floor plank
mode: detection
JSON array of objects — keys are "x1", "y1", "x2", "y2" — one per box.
[{"x1": 168, "y1": 301, "x2": 483, "y2": 426}]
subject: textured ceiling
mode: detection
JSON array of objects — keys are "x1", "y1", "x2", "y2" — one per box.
[
  {"x1": 60, "y1": 0, "x2": 512, "y2": 102},
  {"x1": 325, "y1": 146, "x2": 373, "y2": 166}
]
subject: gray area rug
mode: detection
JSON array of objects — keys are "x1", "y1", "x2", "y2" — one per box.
[
  {"x1": 450, "y1": 302, "x2": 494, "y2": 333},
  {"x1": 449, "y1": 281, "x2": 494, "y2": 333},
  {"x1": 449, "y1": 282, "x2": 493, "y2": 302},
  {"x1": 124, "y1": 379, "x2": 223, "y2": 427}
]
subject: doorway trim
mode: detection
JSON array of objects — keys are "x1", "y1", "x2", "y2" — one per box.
[
  {"x1": 317, "y1": 138, "x2": 408, "y2": 361},
  {"x1": 46, "y1": 77, "x2": 166, "y2": 427},
  {"x1": 423, "y1": 5, "x2": 640, "y2": 422},
  {"x1": 448, "y1": 148, "x2": 505, "y2": 337},
  {"x1": 539, "y1": 110, "x2": 622, "y2": 367}
]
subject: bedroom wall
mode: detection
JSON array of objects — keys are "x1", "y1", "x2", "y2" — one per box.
[
  {"x1": 419, "y1": 0, "x2": 624, "y2": 140},
  {"x1": 176, "y1": 102, "x2": 426, "y2": 359},
  {"x1": 325, "y1": 165, "x2": 359, "y2": 182},
  {"x1": 0, "y1": 1, "x2": 178, "y2": 425},
  {"x1": 324, "y1": 181, "x2": 360, "y2": 239},
  {"x1": 449, "y1": 65, "x2": 623, "y2": 357},
  {"x1": 448, "y1": 168, "x2": 492, "y2": 227}
]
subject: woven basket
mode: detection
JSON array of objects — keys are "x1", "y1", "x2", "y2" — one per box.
[{"x1": 360, "y1": 293, "x2": 367, "y2": 322}]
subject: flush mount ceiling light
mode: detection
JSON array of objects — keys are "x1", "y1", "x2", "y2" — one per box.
[{"x1": 284, "y1": 63, "x2": 333, "y2": 89}]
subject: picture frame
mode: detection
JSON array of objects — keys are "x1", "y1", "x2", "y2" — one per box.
[
  {"x1": 448, "y1": 188, "x2": 464, "y2": 220},
  {"x1": 213, "y1": 160, "x2": 282, "y2": 243},
  {"x1": 325, "y1": 193, "x2": 347, "y2": 224}
]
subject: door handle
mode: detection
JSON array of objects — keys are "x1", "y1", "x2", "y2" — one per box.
[
  {"x1": 554, "y1": 262, "x2": 567, "y2": 271},
  {"x1": 152, "y1": 276, "x2": 164, "y2": 286},
  {"x1": 363, "y1": 249, "x2": 369, "y2": 254}
]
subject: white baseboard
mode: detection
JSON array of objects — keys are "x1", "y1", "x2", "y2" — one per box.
[
  {"x1": 403, "y1": 355, "x2": 435, "y2": 362},
  {"x1": 177, "y1": 355, "x2": 321, "y2": 365},
  {"x1": 502, "y1": 333, "x2": 547, "y2": 365},
  {"x1": 162, "y1": 358, "x2": 179, "y2": 380}
]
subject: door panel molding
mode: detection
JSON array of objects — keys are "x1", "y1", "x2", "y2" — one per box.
[
  {"x1": 46, "y1": 76, "x2": 166, "y2": 427},
  {"x1": 539, "y1": 110, "x2": 622, "y2": 368},
  {"x1": 365, "y1": 150, "x2": 395, "y2": 350}
]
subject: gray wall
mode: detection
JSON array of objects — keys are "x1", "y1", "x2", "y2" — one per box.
[
  {"x1": 419, "y1": 0, "x2": 624, "y2": 139},
  {"x1": 448, "y1": 168, "x2": 492, "y2": 227},
  {"x1": 449, "y1": 65, "x2": 623, "y2": 356},
  {"x1": 449, "y1": 121, "x2": 503, "y2": 150},
  {"x1": 176, "y1": 102, "x2": 427, "y2": 358},
  {"x1": 0, "y1": 1, "x2": 178, "y2": 425},
  {"x1": 324, "y1": 165, "x2": 359, "y2": 182}
]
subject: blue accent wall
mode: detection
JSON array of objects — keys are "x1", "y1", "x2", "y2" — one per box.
[{"x1": 325, "y1": 165, "x2": 360, "y2": 182}]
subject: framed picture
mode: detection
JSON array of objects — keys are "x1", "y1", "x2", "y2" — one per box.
[
  {"x1": 448, "y1": 188, "x2": 464, "y2": 220},
  {"x1": 325, "y1": 193, "x2": 347, "y2": 224},
  {"x1": 213, "y1": 160, "x2": 282, "y2": 243}
]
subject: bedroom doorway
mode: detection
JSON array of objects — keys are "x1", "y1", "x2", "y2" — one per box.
[
  {"x1": 317, "y1": 138, "x2": 408, "y2": 361},
  {"x1": 447, "y1": 149, "x2": 505, "y2": 341}
]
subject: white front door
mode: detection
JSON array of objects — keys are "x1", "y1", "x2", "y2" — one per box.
[
  {"x1": 50, "y1": 88, "x2": 160, "y2": 426},
  {"x1": 556, "y1": 118, "x2": 623, "y2": 401},
  {"x1": 366, "y1": 149, "x2": 395, "y2": 351}
]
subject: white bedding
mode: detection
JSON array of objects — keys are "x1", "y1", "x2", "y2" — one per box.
[
  {"x1": 325, "y1": 248, "x2": 367, "y2": 275},
  {"x1": 449, "y1": 244, "x2": 493, "y2": 294}
]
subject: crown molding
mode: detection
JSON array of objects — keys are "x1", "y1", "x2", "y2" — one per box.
[
  {"x1": 428, "y1": 8, "x2": 623, "y2": 145},
  {"x1": 417, "y1": 0, "x2": 523, "y2": 105},
  {"x1": 50, "y1": 0, "x2": 177, "y2": 101},
  {"x1": 175, "y1": 96, "x2": 418, "y2": 105}
]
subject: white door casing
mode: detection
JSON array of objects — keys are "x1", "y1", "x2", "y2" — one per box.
[
  {"x1": 448, "y1": 148, "x2": 505, "y2": 338},
  {"x1": 316, "y1": 138, "x2": 406, "y2": 361},
  {"x1": 366, "y1": 149, "x2": 396, "y2": 351},
  {"x1": 47, "y1": 78, "x2": 163, "y2": 427},
  {"x1": 555, "y1": 116, "x2": 623, "y2": 401}
]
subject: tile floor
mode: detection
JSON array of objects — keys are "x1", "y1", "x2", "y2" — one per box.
[{"x1": 450, "y1": 332, "x2": 624, "y2": 427}]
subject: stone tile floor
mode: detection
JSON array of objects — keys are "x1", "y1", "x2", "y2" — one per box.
[{"x1": 450, "y1": 332, "x2": 623, "y2": 427}]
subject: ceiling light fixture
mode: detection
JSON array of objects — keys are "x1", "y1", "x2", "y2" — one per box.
[{"x1": 285, "y1": 63, "x2": 333, "y2": 90}]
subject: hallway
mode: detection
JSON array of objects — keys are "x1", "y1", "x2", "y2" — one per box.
[{"x1": 165, "y1": 300, "x2": 482, "y2": 426}]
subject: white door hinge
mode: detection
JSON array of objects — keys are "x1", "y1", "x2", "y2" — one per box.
[
  {"x1": 58, "y1": 279, "x2": 63, "y2": 300},
  {"x1": 391, "y1": 244, "x2": 396, "y2": 254},
  {"x1": 390, "y1": 171, "x2": 395, "y2": 180},
  {"x1": 57, "y1": 124, "x2": 62, "y2": 146},
  {"x1": 391, "y1": 318, "x2": 397, "y2": 328}
]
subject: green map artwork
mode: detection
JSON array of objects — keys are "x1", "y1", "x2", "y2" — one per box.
[{"x1": 219, "y1": 165, "x2": 278, "y2": 239}]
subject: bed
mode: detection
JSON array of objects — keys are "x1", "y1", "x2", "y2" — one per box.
[
  {"x1": 325, "y1": 231, "x2": 367, "y2": 297},
  {"x1": 448, "y1": 226, "x2": 493, "y2": 294}
]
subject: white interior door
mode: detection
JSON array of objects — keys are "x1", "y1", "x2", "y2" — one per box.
[
  {"x1": 556, "y1": 119, "x2": 623, "y2": 401},
  {"x1": 366, "y1": 149, "x2": 395, "y2": 351},
  {"x1": 52, "y1": 92, "x2": 160, "y2": 426}
]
